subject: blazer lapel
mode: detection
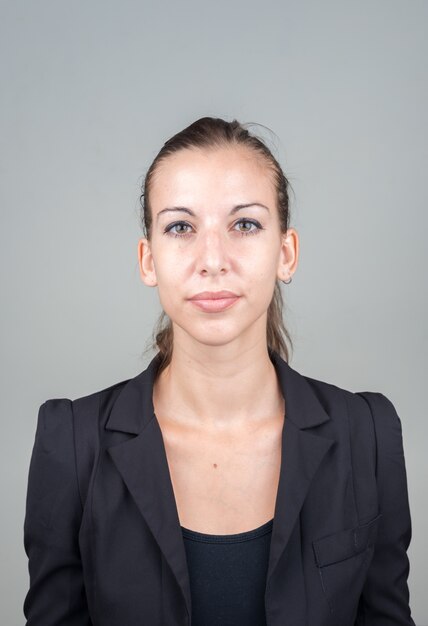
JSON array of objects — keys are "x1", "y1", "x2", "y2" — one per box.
[
  {"x1": 264, "y1": 349, "x2": 335, "y2": 612},
  {"x1": 104, "y1": 349, "x2": 335, "y2": 622},
  {"x1": 104, "y1": 352, "x2": 193, "y2": 617}
]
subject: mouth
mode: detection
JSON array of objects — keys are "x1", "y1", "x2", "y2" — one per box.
[
  {"x1": 189, "y1": 290, "x2": 239, "y2": 301},
  {"x1": 188, "y1": 295, "x2": 240, "y2": 313}
]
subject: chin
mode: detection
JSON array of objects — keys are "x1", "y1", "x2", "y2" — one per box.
[{"x1": 179, "y1": 316, "x2": 263, "y2": 348}]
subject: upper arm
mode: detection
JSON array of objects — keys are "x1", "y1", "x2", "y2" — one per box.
[
  {"x1": 23, "y1": 399, "x2": 92, "y2": 625},
  {"x1": 355, "y1": 392, "x2": 416, "y2": 626}
]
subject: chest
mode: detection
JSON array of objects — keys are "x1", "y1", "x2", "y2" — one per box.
[{"x1": 157, "y1": 417, "x2": 284, "y2": 534}]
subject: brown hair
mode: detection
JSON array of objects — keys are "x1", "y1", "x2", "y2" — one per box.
[{"x1": 139, "y1": 116, "x2": 294, "y2": 375}]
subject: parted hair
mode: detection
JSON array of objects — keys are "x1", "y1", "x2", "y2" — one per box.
[{"x1": 139, "y1": 116, "x2": 294, "y2": 376}]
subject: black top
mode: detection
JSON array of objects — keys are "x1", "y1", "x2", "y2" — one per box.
[{"x1": 181, "y1": 518, "x2": 274, "y2": 626}]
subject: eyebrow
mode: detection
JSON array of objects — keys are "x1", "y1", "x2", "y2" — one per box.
[{"x1": 156, "y1": 203, "x2": 270, "y2": 222}]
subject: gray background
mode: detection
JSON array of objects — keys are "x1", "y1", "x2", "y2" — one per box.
[{"x1": 1, "y1": 0, "x2": 426, "y2": 624}]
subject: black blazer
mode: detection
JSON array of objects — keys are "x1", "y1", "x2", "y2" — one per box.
[{"x1": 23, "y1": 349, "x2": 415, "y2": 625}]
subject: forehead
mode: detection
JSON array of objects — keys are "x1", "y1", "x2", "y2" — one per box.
[{"x1": 150, "y1": 145, "x2": 276, "y2": 207}]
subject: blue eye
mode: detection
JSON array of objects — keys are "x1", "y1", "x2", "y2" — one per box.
[{"x1": 164, "y1": 219, "x2": 263, "y2": 238}]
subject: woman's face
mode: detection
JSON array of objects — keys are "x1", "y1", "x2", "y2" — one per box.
[{"x1": 138, "y1": 145, "x2": 298, "y2": 351}]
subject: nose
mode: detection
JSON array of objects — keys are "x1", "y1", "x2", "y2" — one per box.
[{"x1": 195, "y1": 228, "x2": 231, "y2": 277}]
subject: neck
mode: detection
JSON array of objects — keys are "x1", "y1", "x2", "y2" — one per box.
[{"x1": 152, "y1": 340, "x2": 285, "y2": 432}]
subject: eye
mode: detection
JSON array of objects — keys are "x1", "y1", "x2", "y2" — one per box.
[
  {"x1": 163, "y1": 218, "x2": 264, "y2": 239},
  {"x1": 164, "y1": 221, "x2": 193, "y2": 238},
  {"x1": 234, "y1": 218, "x2": 263, "y2": 236}
]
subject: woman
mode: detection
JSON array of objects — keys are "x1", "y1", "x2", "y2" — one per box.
[{"x1": 23, "y1": 117, "x2": 415, "y2": 625}]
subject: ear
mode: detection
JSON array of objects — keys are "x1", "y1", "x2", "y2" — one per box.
[
  {"x1": 138, "y1": 238, "x2": 158, "y2": 286},
  {"x1": 276, "y1": 227, "x2": 299, "y2": 282}
]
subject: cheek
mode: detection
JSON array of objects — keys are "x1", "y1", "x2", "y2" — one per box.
[
  {"x1": 243, "y1": 253, "x2": 278, "y2": 286},
  {"x1": 153, "y1": 247, "x2": 185, "y2": 281},
  {"x1": 153, "y1": 256, "x2": 187, "y2": 314},
  {"x1": 156, "y1": 285, "x2": 179, "y2": 321},
  {"x1": 243, "y1": 260, "x2": 278, "y2": 310}
]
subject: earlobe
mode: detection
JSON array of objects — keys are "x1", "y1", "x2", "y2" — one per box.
[{"x1": 137, "y1": 238, "x2": 157, "y2": 286}]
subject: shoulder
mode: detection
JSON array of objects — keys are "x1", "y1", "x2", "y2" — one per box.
[
  {"x1": 32, "y1": 376, "x2": 134, "y2": 464},
  {"x1": 71, "y1": 376, "x2": 132, "y2": 421},
  {"x1": 31, "y1": 376, "x2": 137, "y2": 508},
  {"x1": 302, "y1": 370, "x2": 400, "y2": 423},
  {"x1": 298, "y1": 370, "x2": 370, "y2": 422},
  {"x1": 296, "y1": 370, "x2": 403, "y2": 452},
  {"x1": 39, "y1": 376, "x2": 132, "y2": 425},
  {"x1": 299, "y1": 372, "x2": 409, "y2": 496},
  {"x1": 301, "y1": 371, "x2": 406, "y2": 468}
]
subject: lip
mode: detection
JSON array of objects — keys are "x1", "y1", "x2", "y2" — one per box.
[
  {"x1": 189, "y1": 290, "x2": 239, "y2": 301},
  {"x1": 188, "y1": 291, "x2": 240, "y2": 313}
]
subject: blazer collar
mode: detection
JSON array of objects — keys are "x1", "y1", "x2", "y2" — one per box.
[
  {"x1": 105, "y1": 347, "x2": 330, "y2": 434},
  {"x1": 104, "y1": 349, "x2": 335, "y2": 622}
]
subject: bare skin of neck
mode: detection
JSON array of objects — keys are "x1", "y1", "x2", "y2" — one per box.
[{"x1": 152, "y1": 347, "x2": 285, "y2": 435}]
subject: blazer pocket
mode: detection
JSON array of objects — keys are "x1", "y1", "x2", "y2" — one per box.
[{"x1": 312, "y1": 513, "x2": 382, "y2": 613}]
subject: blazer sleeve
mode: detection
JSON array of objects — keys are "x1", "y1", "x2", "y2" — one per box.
[
  {"x1": 355, "y1": 392, "x2": 416, "y2": 626},
  {"x1": 23, "y1": 399, "x2": 93, "y2": 625}
]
